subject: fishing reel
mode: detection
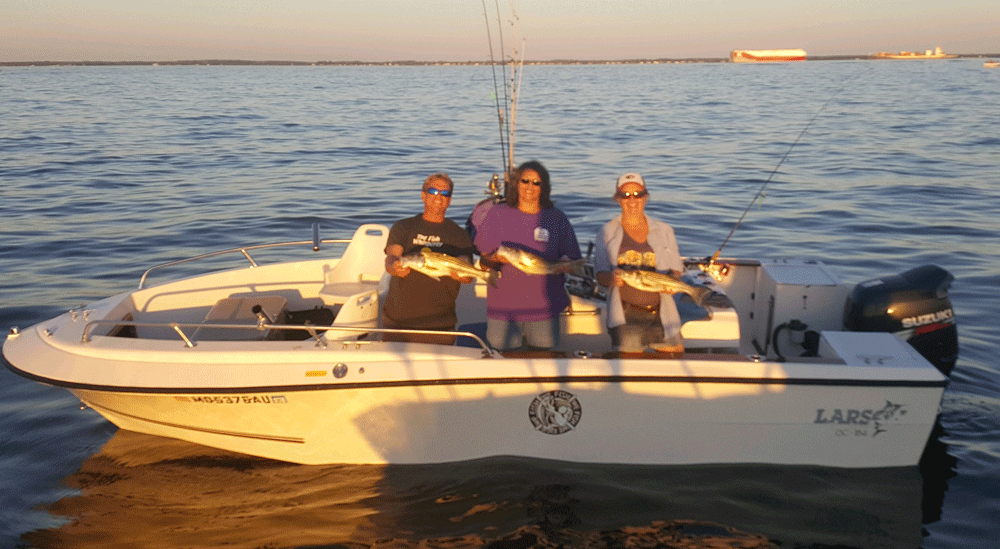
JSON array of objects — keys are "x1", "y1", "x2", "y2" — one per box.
[
  {"x1": 486, "y1": 173, "x2": 504, "y2": 201},
  {"x1": 566, "y1": 241, "x2": 606, "y2": 300},
  {"x1": 565, "y1": 263, "x2": 606, "y2": 301},
  {"x1": 689, "y1": 254, "x2": 731, "y2": 283}
]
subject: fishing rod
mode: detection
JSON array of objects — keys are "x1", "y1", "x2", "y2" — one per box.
[
  {"x1": 482, "y1": 0, "x2": 509, "y2": 177},
  {"x1": 481, "y1": 0, "x2": 524, "y2": 193},
  {"x1": 505, "y1": 1, "x2": 524, "y2": 171},
  {"x1": 708, "y1": 68, "x2": 868, "y2": 266}
]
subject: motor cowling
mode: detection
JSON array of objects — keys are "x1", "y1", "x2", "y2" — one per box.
[{"x1": 843, "y1": 264, "x2": 957, "y2": 376}]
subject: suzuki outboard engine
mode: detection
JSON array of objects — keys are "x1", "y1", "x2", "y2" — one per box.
[{"x1": 844, "y1": 265, "x2": 957, "y2": 376}]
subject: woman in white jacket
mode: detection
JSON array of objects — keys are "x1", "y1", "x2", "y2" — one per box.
[{"x1": 594, "y1": 173, "x2": 685, "y2": 356}]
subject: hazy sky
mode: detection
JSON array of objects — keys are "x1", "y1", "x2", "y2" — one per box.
[{"x1": 5, "y1": 0, "x2": 998, "y2": 62}]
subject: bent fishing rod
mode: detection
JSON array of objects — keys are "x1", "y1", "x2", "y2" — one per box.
[{"x1": 709, "y1": 68, "x2": 869, "y2": 266}]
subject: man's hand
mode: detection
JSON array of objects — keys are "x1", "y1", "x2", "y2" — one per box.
[{"x1": 391, "y1": 260, "x2": 411, "y2": 278}]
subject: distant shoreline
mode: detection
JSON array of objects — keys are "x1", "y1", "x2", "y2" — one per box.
[{"x1": 3, "y1": 54, "x2": 998, "y2": 67}]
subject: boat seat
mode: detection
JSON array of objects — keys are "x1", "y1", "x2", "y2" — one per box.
[
  {"x1": 319, "y1": 224, "x2": 390, "y2": 305},
  {"x1": 679, "y1": 303, "x2": 741, "y2": 353},
  {"x1": 322, "y1": 289, "x2": 380, "y2": 341},
  {"x1": 319, "y1": 274, "x2": 384, "y2": 304},
  {"x1": 677, "y1": 293, "x2": 741, "y2": 353},
  {"x1": 193, "y1": 295, "x2": 289, "y2": 341}
]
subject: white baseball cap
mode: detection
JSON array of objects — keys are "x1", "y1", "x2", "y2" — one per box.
[{"x1": 616, "y1": 172, "x2": 646, "y2": 191}]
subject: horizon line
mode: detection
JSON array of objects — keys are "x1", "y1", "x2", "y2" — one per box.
[{"x1": 5, "y1": 52, "x2": 999, "y2": 67}]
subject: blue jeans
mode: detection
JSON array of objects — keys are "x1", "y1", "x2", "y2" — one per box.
[{"x1": 487, "y1": 317, "x2": 560, "y2": 351}]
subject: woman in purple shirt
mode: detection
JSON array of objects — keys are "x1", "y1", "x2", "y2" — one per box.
[{"x1": 475, "y1": 161, "x2": 582, "y2": 354}]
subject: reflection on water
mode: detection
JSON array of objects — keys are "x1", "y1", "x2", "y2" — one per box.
[{"x1": 23, "y1": 429, "x2": 934, "y2": 549}]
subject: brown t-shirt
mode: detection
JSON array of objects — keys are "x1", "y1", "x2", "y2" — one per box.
[
  {"x1": 616, "y1": 231, "x2": 660, "y2": 309},
  {"x1": 382, "y1": 215, "x2": 475, "y2": 329}
]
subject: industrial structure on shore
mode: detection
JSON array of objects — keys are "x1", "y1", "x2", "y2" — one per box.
[{"x1": 730, "y1": 49, "x2": 807, "y2": 62}]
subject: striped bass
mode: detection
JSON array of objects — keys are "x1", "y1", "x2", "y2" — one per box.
[
  {"x1": 495, "y1": 245, "x2": 587, "y2": 277},
  {"x1": 618, "y1": 269, "x2": 714, "y2": 307},
  {"x1": 399, "y1": 247, "x2": 499, "y2": 287}
]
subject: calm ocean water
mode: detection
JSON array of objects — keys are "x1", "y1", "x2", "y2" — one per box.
[{"x1": 2, "y1": 60, "x2": 999, "y2": 548}]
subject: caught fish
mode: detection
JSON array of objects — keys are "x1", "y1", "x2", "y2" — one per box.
[
  {"x1": 618, "y1": 269, "x2": 716, "y2": 307},
  {"x1": 495, "y1": 245, "x2": 587, "y2": 277},
  {"x1": 398, "y1": 247, "x2": 499, "y2": 287}
]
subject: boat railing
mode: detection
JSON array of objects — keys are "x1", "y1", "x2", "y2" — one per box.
[
  {"x1": 138, "y1": 224, "x2": 350, "y2": 289},
  {"x1": 138, "y1": 240, "x2": 351, "y2": 290},
  {"x1": 79, "y1": 319, "x2": 494, "y2": 357}
]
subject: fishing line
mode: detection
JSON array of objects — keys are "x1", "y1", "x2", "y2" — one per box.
[
  {"x1": 482, "y1": 0, "x2": 508, "y2": 176},
  {"x1": 710, "y1": 67, "x2": 870, "y2": 264}
]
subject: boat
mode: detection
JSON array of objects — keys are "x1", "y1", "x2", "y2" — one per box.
[
  {"x1": 3, "y1": 221, "x2": 957, "y2": 467},
  {"x1": 729, "y1": 49, "x2": 807, "y2": 63},
  {"x1": 875, "y1": 47, "x2": 956, "y2": 60},
  {"x1": 984, "y1": 60, "x2": 999, "y2": 68}
]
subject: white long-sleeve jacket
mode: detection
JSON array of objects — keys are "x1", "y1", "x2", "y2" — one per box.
[{"x1": 594, "y1": 214, "x2": 684, "y2": 341}]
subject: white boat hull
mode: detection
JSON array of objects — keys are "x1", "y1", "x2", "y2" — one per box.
[
  {"x1": 3, "y1": 226, "x2": 949, "y2": 467},
  {"x1": 68, "y1": 365, "x2": 943, "y2": 467}
]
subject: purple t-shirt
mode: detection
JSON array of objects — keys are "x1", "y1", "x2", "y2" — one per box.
[{"x1": 474, "y1": 203, "x2": 582, "y2": 321}]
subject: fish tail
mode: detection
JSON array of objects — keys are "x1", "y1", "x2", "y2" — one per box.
[
  {"x1": 569, "y1": 258, "x2": 587, "y2": 277},
  {"x1": 691, "y1": 285, "x2": 713, "y2": 307},
  {"x1": 486, "y1": 268, "x2": 501, "y2": 288}
]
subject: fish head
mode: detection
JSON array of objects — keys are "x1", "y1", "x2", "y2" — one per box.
[
  {"x1": 398, "y1": 254, "x2": 425, "y2": 270},
  {"x1": 617, "y1": 269, "x2": 639, "y2": 283}
]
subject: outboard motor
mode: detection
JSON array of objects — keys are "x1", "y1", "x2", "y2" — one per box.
[{"x1": 844, "y1": 265, "x2": 957, "y2": 376}]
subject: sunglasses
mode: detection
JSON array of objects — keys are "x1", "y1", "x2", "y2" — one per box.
[
  {"x1": 424, "y1": 187, "x2": 452, "y2": 197},
  {"x1": 616, "y1": 189, "x2": 648, "y2": 199},
  {"x1": 519, "y1": 178, "x2": 543, "y2": 186}
]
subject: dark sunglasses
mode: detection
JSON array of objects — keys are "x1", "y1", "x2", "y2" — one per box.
[
  {"x1": 616, "y1": 189, "x2": 648, "y2": 199},
  {"x1": 424, "y1": 187, "x2": 452, "y2": 197},
  {"x1": 519, "y1": 178, "x2": 543, "y2": 186}
]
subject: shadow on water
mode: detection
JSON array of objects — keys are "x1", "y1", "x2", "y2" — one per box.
[
  {"x1": 919, "y1": 418, "x2": 958, "y2": 530},
  {"x1": 19, "y1": 426, "x2": 956, "y2": 549}
]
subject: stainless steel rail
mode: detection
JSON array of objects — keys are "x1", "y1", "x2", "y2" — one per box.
[
  {"x1": 138, "y1": 238, "x2": 351, "y2": 289},
  {"x1": 79, "y1": 319, "x2": 494, "y2": 357}
]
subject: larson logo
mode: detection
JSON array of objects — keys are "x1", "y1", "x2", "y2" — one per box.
[
  {"x1": 901, "y1": 308, "x2": 954, "y2": 328},
  {"x1": 814, "y1": 400, "x2": 906, "y2": 437},
  {"x1": 528, "y1": 390, "x2": 582, "y2": 435}
]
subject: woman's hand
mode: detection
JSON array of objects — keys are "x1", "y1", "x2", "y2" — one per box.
[
  {"x1": 595, "y1": 269, "x2": 625, "y2": 288},
  {"x1": 612, "y1": 268, "x2": 626, "y2": 287},
  {"x1": 480, "y1": 251, "x2": 506, "y2": 270}
]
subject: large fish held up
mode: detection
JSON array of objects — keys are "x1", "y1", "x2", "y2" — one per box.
[
  {"x1": 495, "y1": 245, "x2": 587, "y2": 277},
  {"x1": 617, "y1": 269, "x2": 719, "y2": 307},
  {"x1": 398, "y1": 247, "x2": 500, "y2": 287}
]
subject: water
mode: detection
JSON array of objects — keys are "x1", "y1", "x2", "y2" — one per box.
[{"x1": 2, "y1": 60, "x2": 998, "y2": 548}]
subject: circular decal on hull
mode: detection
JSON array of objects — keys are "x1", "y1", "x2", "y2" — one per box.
[{"x1": 528, "y1": 390, "x2": 582, "y2": 435}]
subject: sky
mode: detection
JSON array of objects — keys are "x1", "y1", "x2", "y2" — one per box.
[{"x1": 4, "y1": 0, "x2": 998, "y2": 63}]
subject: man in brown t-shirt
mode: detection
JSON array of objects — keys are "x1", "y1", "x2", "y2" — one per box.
[{"x1": 382, "y1": 173, "x2": 476, "y2": 344}]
